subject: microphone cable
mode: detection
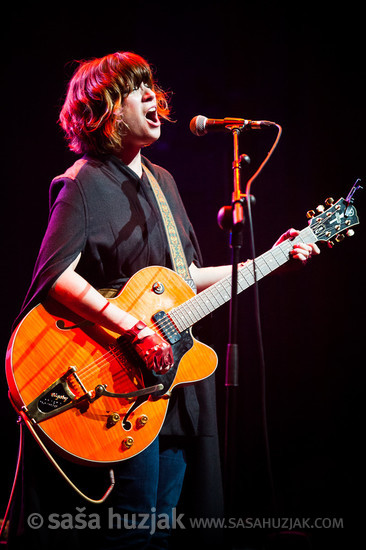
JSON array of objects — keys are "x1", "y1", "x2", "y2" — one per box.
[{"x1": 244, "y1": 123, "x2": 282, "y2": 513}]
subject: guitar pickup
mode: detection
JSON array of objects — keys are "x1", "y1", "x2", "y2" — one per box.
[
  {"x1": 152, "y1": 311, "x2": 181, "y2": 344},
  {"x1": 24, "y1": 367, "x2": 93, "y2": 424}
]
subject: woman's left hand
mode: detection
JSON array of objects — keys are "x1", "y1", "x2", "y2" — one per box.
[{"x1": 273, "y1": 228, "x2": 320, "y2": 264}]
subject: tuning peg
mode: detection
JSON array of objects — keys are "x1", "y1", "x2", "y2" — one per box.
[
  {"x1": 346, "y1": 229, "x2": 355, "y2": 237},
  {"x1": 325, "y1": 197, "x2": 334, "y2": 206},
  {"x1": 306, "y1": 210, "x2": 315, "y2": 219},
  {"x1": 335, "y1": 233, "x2": 345, "y2": 243},
  {"x1": 316, "y1": 204, "x2": 325, "y2": 213}
]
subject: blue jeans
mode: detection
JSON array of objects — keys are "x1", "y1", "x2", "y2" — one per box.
[{"x1": 97, "y1": 436, "x2": 187, "y2": 549}]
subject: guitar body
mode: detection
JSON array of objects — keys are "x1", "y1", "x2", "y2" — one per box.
[{"x1": 6, "y1": 266, "x2": 217, "y2": 465}]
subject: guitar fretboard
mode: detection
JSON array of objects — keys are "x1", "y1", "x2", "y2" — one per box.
[{"x1": 170, "y1": 226, "x2": 315, "y2": 332}]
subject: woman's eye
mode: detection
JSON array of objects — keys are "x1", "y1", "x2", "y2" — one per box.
[{"x1": 131, "y1": 82, "x2": 152, "y2": 93}]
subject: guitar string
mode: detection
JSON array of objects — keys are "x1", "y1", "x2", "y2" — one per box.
[
  {"x1": 73, "y1": 313, "x2": 187, "y2": 390},
  {"x1": 70, "y1": 287, "x2": 226, "y2": 391},
  {"x1": 62, "y1": 241, "x2": 301, "y2": 391},
  {"x1": 75, "y1": 318, "x2": 162, "y2": 383},
  {"x1": 63, "y1": 262, "x2": 261, "y2": 389},
  {"x1": 70, "y1": 282, "x2": 214, "y2": 384},
  {"x1": 73, "y1": 286, "x2": 223, "y2": 388}
]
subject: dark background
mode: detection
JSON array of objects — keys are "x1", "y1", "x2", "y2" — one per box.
[{"x1": 1, "y1": 2, "x2": 364, "y2": 548}]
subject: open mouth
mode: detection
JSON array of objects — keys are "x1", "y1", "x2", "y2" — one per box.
[{"x1": 145, "y1": 107, "x2": 160, "y2": 127}]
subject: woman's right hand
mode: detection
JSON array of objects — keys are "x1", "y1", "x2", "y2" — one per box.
[{"x1": 124, "y1": 321, "x2": 174, "y2": 375}]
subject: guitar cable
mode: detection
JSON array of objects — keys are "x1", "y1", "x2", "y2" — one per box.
[
  {"x1": 25, "y1": 417, "x2": 116, "y2": 503},
  {"x1": 0, "y1": 410, "x2": 116, "y2": 542},
  {"x1": 0, "y1": 415, "x2": 23, "y2": 541},
  {"x1": 21, "y1": 410, "x2": 116, "y2": 504}
]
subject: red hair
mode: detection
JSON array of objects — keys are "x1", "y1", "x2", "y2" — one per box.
[{"x1": 59, "y1": 51, "x2": 171, "y2": 155}]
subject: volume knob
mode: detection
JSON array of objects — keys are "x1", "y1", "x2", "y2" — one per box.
[
  {"x1": 122, "y1": 436, "x2": 134, "y2": 449},
  {"x1": 152, "y1": 282, "x2": 165, "y2": 294},
  {"x1": 107, "y1": 412, "x2": 120, "y2": 428},
  {"x1": 136, "y1": 414, "x2": 148, "y2": 428}
]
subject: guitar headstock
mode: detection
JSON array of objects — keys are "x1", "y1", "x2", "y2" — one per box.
[{"x1": 307, "y1": 180, "x2": 362, "y2": 246}]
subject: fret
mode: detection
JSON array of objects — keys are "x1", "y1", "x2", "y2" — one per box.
[
  {"x1": 298, "y1": 226, "x2": 316, "y2": 243},
  {"x1": 204, "y1": 287, "x2": 224, "y2": 309},
  {"x1": 237, "y1": 274, "x2": 248, "y2": 293},
  {"x1": 269, "y1": 244, "x2": 289, "y2": 266},
  {"x1": 180, "y1": 301, "x2": 200, "y2": 325},
  {"x1": 253, "y1": 256, "x2": 272, "y2": 278},
  {"x1": 174, "y1": 305, "x2": 193, "y2": 330},
  {"x1": 194, "y1": 294, "x2": 211, "y2": 318},
  {"x1": 240, "y1": 264, "x2": 256, "y2": 286},
  {"x1": 169, "y1": 309, "x2": 185, "y2": 332},
  {"x1": 263, "y1": 253, "x2": 279, "y2": 273},
  {"x1": 205, "y1": 286, "x2": 227, "y2": 312},
  {"x1": 265, "y1": 251, "x2": 282, "y2": 272},
  {"x1": 215, "y1": 281, "x2": 232, "y2": 302}
]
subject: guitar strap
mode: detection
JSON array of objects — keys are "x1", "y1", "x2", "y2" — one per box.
[{"x1": 142, "y1": 164, "x2": 196, "y2": 292}]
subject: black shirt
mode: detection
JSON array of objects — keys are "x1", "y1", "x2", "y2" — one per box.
[{"x1": 18, "y1": 154, "x2": 202, "y2": 316}]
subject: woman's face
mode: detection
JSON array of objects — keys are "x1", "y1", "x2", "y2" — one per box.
[{"x1": 121, "y1": 82, "x2": 161, "y2": 154}]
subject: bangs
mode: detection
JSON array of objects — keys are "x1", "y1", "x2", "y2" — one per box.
[{"x1": 114, "y1": 52, "x2": 153, "y2": 95}]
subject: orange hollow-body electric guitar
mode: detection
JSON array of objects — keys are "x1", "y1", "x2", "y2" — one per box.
[{"x1": 5, "y1": 190, "x2": 360, "y2": 465}]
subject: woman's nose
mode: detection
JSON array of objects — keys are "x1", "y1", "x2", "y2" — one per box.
[{"x1": 141, "y1": 83, "x2": 155, "y2": 99}]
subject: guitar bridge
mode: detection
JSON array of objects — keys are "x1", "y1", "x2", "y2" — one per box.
[{"x1": 24, "y1": 367, "x2": 93, "y2": 423}]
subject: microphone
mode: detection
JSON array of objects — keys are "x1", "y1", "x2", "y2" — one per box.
[{"x1": 190, "y1": 115, "x2": 274, "y2": 136}]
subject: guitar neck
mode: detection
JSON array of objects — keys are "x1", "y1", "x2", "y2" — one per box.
[{"x1": 170, "y1": 225, "x2": 316, "y2": 332}]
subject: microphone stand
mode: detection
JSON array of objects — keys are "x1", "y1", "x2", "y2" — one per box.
[
  {"x1": 220, "y1": 125, "x2": 247, "y2": 527},
  {"x1": 214, "y1": 120, "x2": 281, "y2": 548}
]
